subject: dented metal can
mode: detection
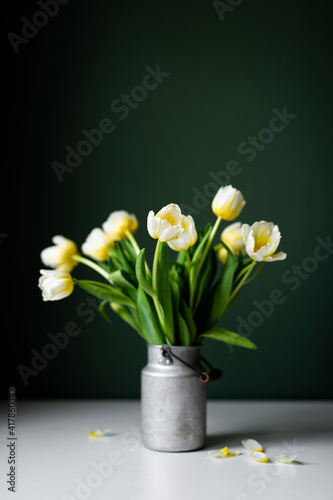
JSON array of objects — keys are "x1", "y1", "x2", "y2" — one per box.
[{"x1": 140, "y1": 345, "x2": 206, "y2": 452}]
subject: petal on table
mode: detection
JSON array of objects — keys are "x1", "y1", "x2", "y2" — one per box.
[
  {"x1": 209, "y1": 446, "x2": 241, "y2": 458},
  {"x1": 241, "y1": 439, "x2": 264, "y2": 452},
  {"x1": 275, "y1": 453, "x2": 297, "y2": 463},
  {"x1": 249, "y1": 451, "x2": 269, "y2": 463},
  {"x1": 88, "y1": 428, "x2": 110, "y2": 438}
]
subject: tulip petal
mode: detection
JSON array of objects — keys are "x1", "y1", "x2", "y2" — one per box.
[
  {"x1": 88, "y1": 428, "x2": 112, "y2": 438},
  {"x1": 159, "y1": 223, "x2": 181, "y2": 242},
  {"x1": 209, "y1": 446, "x2": 241, "y2": 458},
  {"x1": 147, "y1": 212, "x2": 161, "y2": 239},
  {"x1": 249, "y1": 451, "x2": 269, "y2": 463},
  {"x1": 264, "y1": 252, "x2": 287, "y2": 262},
  {"x1": 275, "y1": 453, "x2": 296, "y2": 463},
  {"x1": 241, "y1": 439, "x2": 264, "y2": 452},
  {"x1": 242, "y1": 223, "x2": 251, "y2": 241}
]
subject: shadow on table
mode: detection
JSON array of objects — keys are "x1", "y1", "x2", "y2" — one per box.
[{"x1": 206, "y1": 421, "x2": 333, "y2": 457}]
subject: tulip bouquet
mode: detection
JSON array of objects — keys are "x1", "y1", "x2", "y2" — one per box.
[{"x1": 38, "y1": 185, "x2": 286, "y2": 349}]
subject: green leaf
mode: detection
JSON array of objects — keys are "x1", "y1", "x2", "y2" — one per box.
[
  {"x1": 107, "y1": 247, "x2": 126, "y2": 272},
  {"x1": 192, "y1": 247, "x2": 217, "y2": 313},
  {"x1": 189, "y1": 227, "x2": 213, "y2": 294},
  {"x1": 120, "y1": 238, "x2": 137, "y2": 265},
  {"x1": 198, "y1": 327, "x2": 257, "y2": 349},
  {"x1": 135, "y1": 249, "x2": 155, "y2": 298},
  {"x1": 114, "y1": 241, "x2": 134, "y2": 275},
  {"x1": 177, "y1": 311, "x2": 192, "y2": 346},
  {"x1": 98, "y1": 301, "x2": 112, "y2": 324},
  {"x1": 156, "y1": 242, "x2": 174, "y2": 344},
  {"x1": 205, "y1": 243, "x2": 237, "y2": 328},
  {"x1": 109, "y1": 270, "x2": 137, "y2": 302},
  {"x1": 176, "y1": 251, "x2": 187, "y2": 265},
  {"x1": 191, "y1": 227, "x2": 212, "y2": 267},
  {"x1": 73, "y1": 279, "x2": 135, "y2": 308},
  {"x1": 110, "y1": 302, "x2": 146, "y2": 340},
  {"x1": 179, "y1": 298, "x2": 197, "y2": 344},
  {"x1": 169, "y1": 276, "x2": 196, "y2": 346},
  {"x1": 136, "y1": 285, "x2": 165, "y2": 345}
]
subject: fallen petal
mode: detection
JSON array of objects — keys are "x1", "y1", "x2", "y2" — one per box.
[
  {"x1": 88, "y1": 428, "x2": 110, "y2": 438},
  {"x1": 249, "y1": 451, "x2": 269, "y2": 463},
  {"x1": 209, "y1": 446, "x2": 241, "y2": 458},
  {"x1": 276, "y1": 453, "x2": 297, "y2": 463},
  {"x1": 241, "y1": 439, "x2": 264, "y2": 452}
]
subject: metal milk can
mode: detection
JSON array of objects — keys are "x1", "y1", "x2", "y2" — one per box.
[{"x1": 141, "y1": 344, "x2": 222, "y2": 452}]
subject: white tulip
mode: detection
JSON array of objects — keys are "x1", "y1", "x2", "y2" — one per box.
[
  {"x1": 242, "y1": 221, "x2": 287, "y2": 262},
  {"x1": 147, "y1": 203, "x2": 183, "y2": 242},
  {"x1": 102, "y1": 210, "x2": 138, "y2": 239},
  {"x1": 40, "y1": 235, "x2": 79, "y2": 272},
  {"x1": 212, "y1": 185, "x2": 246, "y2": 220},
  {"x1": 38, "y1": 270, "x2": 74, "y2": 301},
  {"x1": 168, "y1": 215, "x2": 198, "y2": 251},
  {"x1": 218, "y1": 222, "x2": 246, "y2": 262},
  {"x1": 81, "y1": 228, "x2": 116, "y2": 262}
]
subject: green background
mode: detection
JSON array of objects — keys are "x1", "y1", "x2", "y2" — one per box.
[{"x1": 3, "y1": 0, "x2": 333, "y2": 399}]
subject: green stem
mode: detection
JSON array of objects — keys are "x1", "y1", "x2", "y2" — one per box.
[
  {"x1": 200, "y1": 216, "x2": 222, "y2": 269},
  {"x1": 152, "y1": 240, "x2": 161, "y2": 291},
  {"x1": 186, "y1": 250, "x2": 191, "y2": 276},
  {"x1": 228, "y1": 261, "x2": 256, "y2": 303},
  {"x1": 151, "y1": 240, "x2": 166, "y2": 332},
  {"x1": 189, "y1": 216, "x2": 222, "y2": 310},
  {"x1": 244, "y1": 261, "x2": 264, "y2": 285},
  {"x1": 125, "y1": 230, "x2": 152, "y2": 278},
  {"x1": 125, "y1": 230, "x2": 140, "y2": 255},
  {"x1": 71, "y1": 255, "x2": 110, "y2": 281}
]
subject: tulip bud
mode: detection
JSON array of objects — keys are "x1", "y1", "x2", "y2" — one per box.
[
  {"x1": 168, "y1": 215, "x2": 198, "y2": 252},
  {"x1": 81, "y1": 228, "x2": 116, "y2": 262},
  {"x1": 212, "y1": 185, "x2": 245, "y2": 220},
  {"x1": 38, "y1": 270, "x2": 74, "y2": 301},
  {"x1": 40, "y1": 235, "x2": 79, "y2": 272},
  {"x1": 147, "y1": 203, "x2": 183, "y2": 242},
  {"x1": 217, "y1": 222, "x2": 246, "y2": 262},
  {"x1": 102, "y1": 210, "x2": 138, "y2": 240},
  {"x1": 242, "y1": 221, "x2": 287, "y2": 262}
]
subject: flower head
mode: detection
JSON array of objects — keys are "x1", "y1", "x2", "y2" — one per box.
[
  {"x1": 147, "y1": 203, "x2": 183, "y2": 242},
  {"x1": 167, "y1": 214, "x2": 198, "y2": 252},
  {"x1": 81, "y1": 228, "x2": 116, "y2": 262},
  {"x1": 218, "y1": 222, "x2": 246, "y2": 262},
  {"x1": 102, "y1": 210, "x2": 138, "y2": 240},
  {"x1": 212, "y1": 185, "x2": 246, "y2": 220},
  {"x1": 40, "y1": 235, "x2": 79, "y2": 272},
  {"x1": 38, "y1": 270, "x2": 74, "y2": 301},
  {"x1": 242, "y1": 221, "x2": 287, "y2": 262}
]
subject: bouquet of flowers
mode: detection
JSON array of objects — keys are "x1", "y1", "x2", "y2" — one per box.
[{"x1": 38, "y1": 185, "x2": 286, "y2": 349}]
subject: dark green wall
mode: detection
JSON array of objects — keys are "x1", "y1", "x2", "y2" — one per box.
[{"x1": 3, "y1": 0, "x2": 333, "y2": 399}]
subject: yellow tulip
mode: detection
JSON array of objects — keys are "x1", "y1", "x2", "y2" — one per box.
[
  {"x1": 242, "y1": 221, "x2": 287, "y2": 262},
  {"x1": 38, "y1": 270, "x2": 74, "y2": 301},
  {"x1": 217, "y1": 222, "x2": 246, "y2": 262},
  {"x1": 40, "y1": 235, "x2": 79, "y2": 272},
  {"x1": 81, "y1": 228, "x2": 116, "y2": 261},
  {"x1": 147, "y1": 203, "x2": 183, "y2": 242},
  {"x1": 167, "y1": 215, "x2": 198, "y2": 252},
  {"x1": 212, "y1": 185, "x2": 246, "y2": 220},
  {"x1": 102, "y1": 210, "x2": 138, "y2": 239}
]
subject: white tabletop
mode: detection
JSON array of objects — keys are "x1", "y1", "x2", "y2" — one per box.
[{"x1": 1, "y1": 400, "x2": 332, "y2": 500}]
